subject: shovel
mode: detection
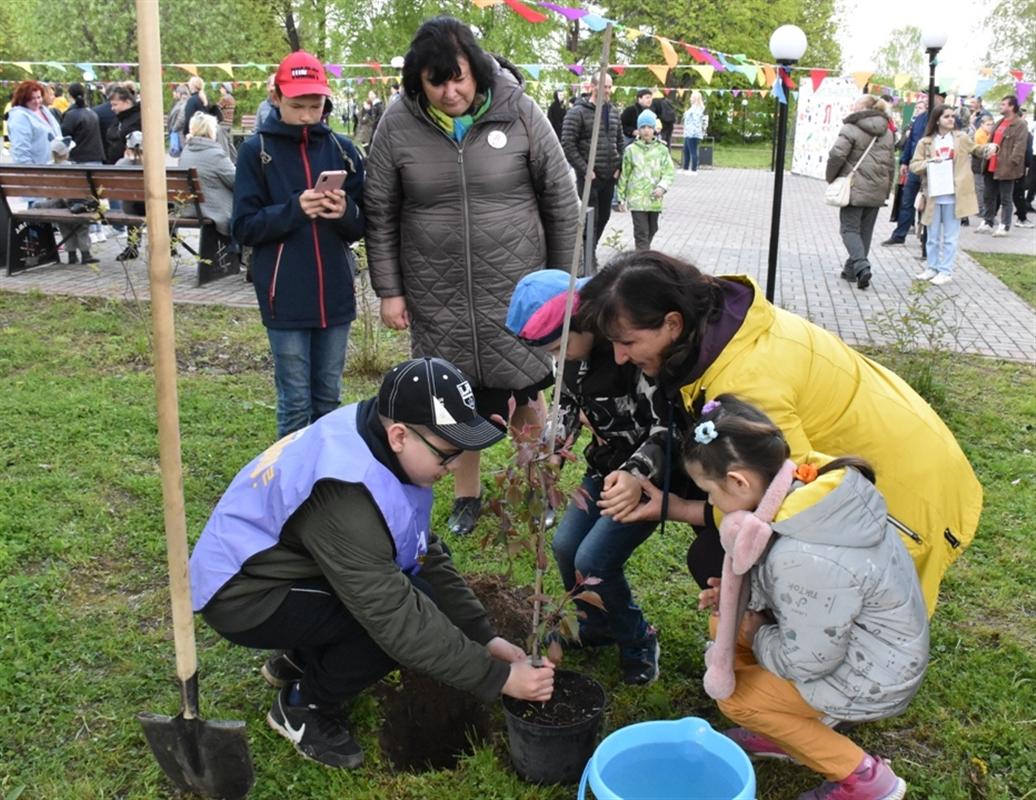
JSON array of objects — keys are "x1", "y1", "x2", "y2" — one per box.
[{"x1": 132, "y1": 3, "x2": 254, "y2": 796}]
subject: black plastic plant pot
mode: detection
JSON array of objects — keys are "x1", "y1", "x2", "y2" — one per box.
[{"x1": 501, "y1": 669, "x2": 606, "y2": 785}]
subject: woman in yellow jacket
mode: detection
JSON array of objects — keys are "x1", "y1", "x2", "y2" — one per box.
[
  {"x1": 581, "y1": 250, "x2": 982, "y2": 614},
  {"x1": 910, "y1": 103, "x2": 998, "y2": 286}
]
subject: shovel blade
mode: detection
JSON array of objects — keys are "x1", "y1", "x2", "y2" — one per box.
[{"x1": 138, "y1": 711, "x2": 254, "y2": 799}]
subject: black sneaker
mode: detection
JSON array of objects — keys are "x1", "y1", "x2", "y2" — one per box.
[
  {"x1": 447, "y1": 495, "x2": 482, "y2": 536},
  {"x1": 839, "y1": 267, "x2": 856, "y2": 283},
  {"x1": 115, "y1": 245, "x2": 139, "y2": 261},
  {"x1": 66, "y1": 251, "x2": 78, "y2": 264},
  {"x1": 621, "y1": 626, "x2": 660, "y2": 685},
  {"x1": 80, "y1": 251, "x2": 100, "y2": 265},
  {"x1": 879, "y1": 238, "x2": 904, "y2": 247},
  {"x1": 856, "y1": 268, "x2": 872, "y2": 290},
  {"x1": 261, "y1": 650, "x2": 304, "y2": 689},
  {"x1": 267, "y1": 685, "x2": 364, "y2": 769}
]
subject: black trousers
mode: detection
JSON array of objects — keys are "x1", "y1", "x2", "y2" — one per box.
[
  {"x1": 1013, "y1": 174, "x2": 1030, "y2": 222},
  {"x1": 580, "y1": 175, "x2": 616, "y2": 249},
  {"x1": 982, "y1": 174, "x2": 1015, "y2": 227},
  {"x1": 218, "y1": 574, "x2": 430, "y2": 708},
  {"x1": 631, "y1": 210, "x2": 660, "y2": 250}
]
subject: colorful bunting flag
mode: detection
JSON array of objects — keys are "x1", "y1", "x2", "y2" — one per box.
[
  {"x1": 656, "y1": 36, "x2": 679, "y2": 68},
  {"x1": 851, "y1": 71, "x2": 872, "y2": 90},
  {"x1": 624, "y1": 27, "x2": 641, "y2": 41},
  {"x1": 1010, "y1": 69, "x2": 1023, "y2": 81},
  {"x1": 519, "y1": 64, "x2": 542, "y2": 79},
  {"x1": 215, "y1": 63, "x2": 234, "y2": 78},
  {"x1": 647, "y1": 65, "x2": 669, "y2": 85},
  {"x1": 809, "y1": 68, "x2": 828, "y2": 91},
  {"x1": 772, "y1": 77, "x2": 786, "y2": 105},
  {"x1": 12, "y1": 62, "x2": 33, "y2": 73},
  {"x1": 471, "y1": 0, "x2": 503, "y2": 6},
  {"x1": 504, "y1": 0, "x2": 548, "y2": 22},
  {"x1": 685, "y1": 45, "x2": 707, "y2": 64},
  {"x1": 567, "y1": 64, "x2": 584, "y2": 76},
  {"x1": 1018, "y1": 82, "x2": 1034, "y2": 105},
  {"x1": 762, "y1": 64, "x2": 777, "y2": 88},
  {"x1": 326, "y1": 64, "x2": 343, "y2": 78},
  {"x1": 582, "y1": 13, "x2": 608, "y2": 31},
  {"x1": 175, "y1": 63, "x2": 199, "y2": 76},
  {"x1": 610, "y1": 65, "x2": 626, "y2": 76},
  {"x1": 691, "y1": 65, "x2": 715, "y2": 84},
  {"x1": 43, "y1": 61, "x2": 67, "y2": 73},
  {"x1": 538, "y1": 1, "x2": 585, "y2": 20}
]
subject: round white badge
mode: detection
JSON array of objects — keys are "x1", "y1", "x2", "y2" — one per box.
[{"x1": 488, "y1": 130, "x2": 507, "y2": 149}]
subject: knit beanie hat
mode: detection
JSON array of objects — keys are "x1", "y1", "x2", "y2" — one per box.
[{"x1": 637, "y1": 109, "x2": 658, "y2": 129}]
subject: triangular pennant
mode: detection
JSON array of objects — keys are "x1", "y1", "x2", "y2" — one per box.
[
  {"x1": 655, "y1": 36, "x2": 679, "y2": 68},
  {"x1": 471, "y1": 0, "x2": 503, "y2": 6},
  {"x1": 772, "y1": 77, "x2": 787, "y2": 105},
  {"x1": 701, "y1": 49, "x2": 723, "y2": 71},
  {"x1": 685, "y1": 45, "x2": 707, "y2": 64},
  {"x1": 791, "y1": 90, "x2": 798, "y2": 101},
  {"x1": 12, "y1": 62, "x2": 34, "y2": 74},
  {"x1": 676, "y1": 88, "x2": 686, "y2": 98},
  {"x1": 647, "y1": 64, "x2": 669, "y2": 85},
  {"x1": 503, "y1": 0, "x2": 548, "y2": 22},
  {"x1": 1010, "y1": 69, "x2": 1024, "y2": 81},
  {"x1": 1017, "y1": 82, "x2": 1034, "y2": 105},
  {"x1": 731, "y1": 88, "x2": 741, "y2": 97},
  {"x1": 215, "y1": 63, "x2": 234, "y2": 78},
  {"x1": 757, "y1": 66, "x2": 767, "y2": 87},
  {"x1": 781, "y1": 68, "x2": 797, "y2": 90},
  {"x1": 975, "y1": 78, "x2": 995, "y2": 97},
  {"x1": 760, "y1": 90, "x2": 769, "y2": 99},
  {"x1": 809, "y1": 68, "x2": 828, "y2": 92},
  {"x1": 611, "y1": 64, "x2": 626, "y2": 76},
  {"x1": 851, "y1": 71, "x2": 872, "y2": 90},
  {"x1": 325, "y1": 64, "x2": 342, "y2": 78},
  {"x1": 538, "y1": 2, "x2": 586, "y2": 21},
  {"x1": 175, "y1": 63, "x2": 199, "y2": 77},
  {"x1": 567, "y1": 64, "x2": 584, "y2": 76},
  {"x1": 519, "y1": 64, "x2": 542, "y2": 79},
  {"x1": 735, "y1": 65, "x2": 758, "y2": 83},
  {"x1": 43, "y1": 61, "x2": 67, "y2": 73},
  {"x1": 583, "y1": 14, "x2": 609, "y2": 31},
  {"x1": 76, "y1": 62, "x2": 96, "y2": 81},
  {"x1": 366, "y1": 61, "x2": 383, "y2": 72},
  {"x1": 716, "y1": 53, "x2": 733, "y2": 72},
  {"x1": 979, "y1": 67, "x2": 992, "y2": 77},
  {"x1": 691, "y1": 65, "x2": 714, "y2": 84},
  {"x1": 762, "y1": 64, "x2": 777, "y2": 87}
]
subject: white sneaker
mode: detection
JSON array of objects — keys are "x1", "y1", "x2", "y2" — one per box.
[
  {"x1": 992, "y1": 224, "x2": 1008, "y2": 238},
  {"x1": 930, "y1": 272, "x2": 953, "y2": 286},
  {"x1": 974, "y1": 221, "x2": 992, "y2": 234},
  {"x1": 1015, "y1": 219, "x2": 1035, "y2": 228},
  {"x1": 915, "y1": 268, "x2": 938, "y2": 281}
]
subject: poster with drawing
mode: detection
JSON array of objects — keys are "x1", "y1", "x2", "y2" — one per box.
[{"x1": 792, "y1": 76, "x2": 861, "y2": 180}]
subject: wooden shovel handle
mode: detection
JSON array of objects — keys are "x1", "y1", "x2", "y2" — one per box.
[{"x1": 137, "y1": 1, "x2": 197, "y2": 689}]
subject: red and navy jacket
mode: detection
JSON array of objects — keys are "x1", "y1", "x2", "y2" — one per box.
[{"x1": 233, "y1": 110, "x2": 364, "y2": 329}]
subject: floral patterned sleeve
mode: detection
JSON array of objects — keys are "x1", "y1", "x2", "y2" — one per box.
[{"x1": 619, "y1": 373, "x2": 675, "y2": 482}]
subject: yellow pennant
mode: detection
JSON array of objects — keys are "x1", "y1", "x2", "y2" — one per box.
[
  {"x1": 691, "y1": 65, "x2": 714, "y2": 84},
  {"x1": 471, "y1": 0, "x2": 503, "y2": 6},
  {"x1": 215, "y1": 63, "x2": 234, "y2": 78},
  {"x1": 175, "y1": 63, "x2": 200, "y2": 77},
  {"x1": 656, "y1": 36, "x2": 679, "y2": 68},
  {"x1": 624, "y1": 27, "x2": 642, "y2": 41},
  {"x1": 13, "y1": 62, "x2": 34, "y2": 74},
  {"x1": 647, "y1": 64, "x2": 670, "y2": 85},
  {"x1": 851, "y1": 71, "x2": 873, "y2": 90}
]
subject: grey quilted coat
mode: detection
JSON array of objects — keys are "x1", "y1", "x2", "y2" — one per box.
[
  {"x1": 749, "y1": 467, "x2": 930, "y2": 722},
  {"x1": 365, "y1": 57, "x2": 579, "y2": 390},
  {"x1": 825, "y1": 110, "x2": 896, "y2": 207}
]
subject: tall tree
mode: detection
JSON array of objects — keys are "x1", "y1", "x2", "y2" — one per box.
[
  {"x1": 984, "y1": 0, "x2": 1036, "y2": 77},
  {"x1": 870, "y1": 25, "x2": 924, "y2": 84}
]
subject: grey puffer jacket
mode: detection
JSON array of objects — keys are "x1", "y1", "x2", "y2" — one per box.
[
  {"x1": 365, "y1": 57, "x2": 579, "y2": 390},
  {"x1": 750, "y1": 466, "x2": 929, "y2": 722},
  {"x1": 561, "y1": 97, "x2": 625, "y2": 183},
  {"x1": 178, "y1": 136, "x2": 236, "y2": 235},
  {"x1": 825, "y1": 110, "x2": 895, "y2": 207}
]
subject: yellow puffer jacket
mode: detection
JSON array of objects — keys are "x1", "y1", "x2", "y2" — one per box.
[{"x1": 680, "y1": 276, "x2": 982, "y2": 614}]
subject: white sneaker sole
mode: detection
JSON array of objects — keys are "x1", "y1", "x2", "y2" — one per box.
[{"x1": 265, "y1": 711, "x2": 364, "y2": 769}]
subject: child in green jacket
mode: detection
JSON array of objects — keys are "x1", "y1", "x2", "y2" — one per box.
[{"x1": 617, "y1": 109, "x2": 675, "y2": 250}]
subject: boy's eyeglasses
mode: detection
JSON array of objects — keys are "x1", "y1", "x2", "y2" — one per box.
[{"x1": 405, "y1": 425, "x2": 464, "y2": 466}]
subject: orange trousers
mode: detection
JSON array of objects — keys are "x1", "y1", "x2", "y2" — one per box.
[{"x1": 712, "y1": 616, "x2": 865, "y2": 781}]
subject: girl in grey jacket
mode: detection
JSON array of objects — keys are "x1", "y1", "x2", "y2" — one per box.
[{"x1": 685, "y1": 395, "x2": 928, "y2": 800}]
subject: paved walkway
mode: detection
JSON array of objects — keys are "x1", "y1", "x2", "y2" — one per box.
[{"x1": 2, "y1": 168, "x2": 1034, "y2": 362}]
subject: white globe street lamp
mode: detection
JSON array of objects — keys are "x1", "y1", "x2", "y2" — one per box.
[{"x1": 920, "y1": 28, "x2": 948, "y2": 110}]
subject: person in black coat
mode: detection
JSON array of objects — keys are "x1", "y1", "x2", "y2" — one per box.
[
  {"x1": 621, "y1": 89, "x2": 654, "y2": 142},
  {"x1": 104, "y1": 86, "x2": 142, "y2": 164},
  {"x1": 60, "y1": 82, "x2": 105, "y2": 163},
  {"x1": 181, "y1": 76, "x2": 207, "y2": 138},
  {"x1": 547, "y1": 90, "x2": 566, "y2": 141},
  {"x1": 91, "y1": 85, "x2": 116, "y2": 143}
]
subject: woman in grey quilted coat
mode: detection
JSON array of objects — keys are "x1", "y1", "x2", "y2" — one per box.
[
  {"x1": 825, "y1": 95, "x2": 895, "y2": 291},
  {"x1": 366, "y1": 16, "x2": 579, "y2": 535}
]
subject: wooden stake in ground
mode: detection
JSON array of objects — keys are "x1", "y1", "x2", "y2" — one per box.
[{"x1": 133, "y1": 2, "x2": 254, "y2": 796}]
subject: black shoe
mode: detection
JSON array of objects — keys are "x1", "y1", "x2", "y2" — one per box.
[
  {"x1": 856, "y1": 269, "x2": 871, "y2": 290},
  {"x1": 960, "y1": 217, "x2": 970, "y2": 226},
  {"x1": 80, "y1": 251, "x2": 99, "y2": 265},
  {"x1": 267, "y1": 685, "x2": 364, "y2": 769},
  {"x1": 621, "y1": 626, "x2": 660, "y2": 685},
  {"x1": 261, "y1": 650, "x2": 304, "y2": 689},
  {"x1": 840, "y1": 267, "x2": 856, "y2": 283},
  {"x1": 66, "y1": 251, "x2": 78, "y2": 264},
  {"x1": 447, "y1": 495, "x2": 482, "y2": 536},
  {"x1": 880, "y1": 238, "x2": 905, "y2": 246},
  {"x1": 115, "y1": 245, "x2": 139, "y2": 261}
]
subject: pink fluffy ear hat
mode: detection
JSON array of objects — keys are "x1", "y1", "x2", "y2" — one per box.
[{"x1": 703, "y1": 459, "x2": 796, "y2": 700}]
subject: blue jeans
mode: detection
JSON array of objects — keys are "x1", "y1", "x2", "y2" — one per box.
[
  {"x1": 683, "y1": 137, "x2": 701, "y2": 170},
  {"x1": 266, "y1": 323, "x2": 351, "y2": 437},
  {"x1": 890, "y1": 172, "x2": 921, "y2": 240},
  {"x1": 927, "y1": 200, "x2": 960, "y2": 274},
  {"x1": 551, "y1": 474, "x2": 657, "y2": 647}
]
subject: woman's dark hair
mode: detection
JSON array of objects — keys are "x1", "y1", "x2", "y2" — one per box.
[
  {"x1": 68, "y1": 82, "x2": 86, "y2": 108},
  {"x1": 402, "y1": 16, "x2": 495, "y2": 100},
  {"x1": 108, "y1": 85, "x2": 135, "y2": 104},
  {"x1": 578, "y1": 250, "x2": 725, "y2": 386},
  {"x1": 683, "y1": 394, "x2": 876, "y2": 485},
  {"x1": 924, "y1": 103, "x2": 954, "y2": 138}
]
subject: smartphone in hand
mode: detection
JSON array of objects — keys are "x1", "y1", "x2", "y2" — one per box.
[{"x1": 312, "y1": 170, "x2": 348, "y2": 193}]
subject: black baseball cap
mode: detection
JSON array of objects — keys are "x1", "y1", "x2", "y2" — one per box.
[{"x1": 377, "y1": 358, "x2": 504, "y2": 450}]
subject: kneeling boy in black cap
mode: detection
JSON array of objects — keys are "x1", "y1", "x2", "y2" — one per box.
[{"x1": 189, "y1": 357, "x2": 555, "y2": 768}]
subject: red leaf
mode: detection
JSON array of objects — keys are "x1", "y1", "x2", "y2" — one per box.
[
  {"x1": 547, "y1": 639, "x2": 564, "y2": 664},
  {"x1": 573, "y1": 590, "x2": 606, "y2": 610},
  {"x1": 570, "y1": 485, "x2": 591, "y2": 512}
]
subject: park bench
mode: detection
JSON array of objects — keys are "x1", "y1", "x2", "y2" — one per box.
[
  {"x1": 0, "y1": 164, "x2": 238, "y2": 286},
  {"x1": 232, "y1": 115, "x2": 258, "y2": 149}
]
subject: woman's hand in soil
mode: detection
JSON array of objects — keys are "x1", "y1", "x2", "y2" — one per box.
[
  {"x1": 487, "y1": 637, "x2": 526, "y2": 663},
  {"x1": 698, "y1": 577, "x2": 721, "y2": 615},
  {"x1": 503, "y1": 658, "x2": 555, "y2": 702},
  {"x1": 597, "y1": 470, "x2": 643, "y2": 518}
]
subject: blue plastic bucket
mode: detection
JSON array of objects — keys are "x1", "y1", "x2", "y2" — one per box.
[{"x1": 577, "y1": 717, "x2": 756, "y2": 800}]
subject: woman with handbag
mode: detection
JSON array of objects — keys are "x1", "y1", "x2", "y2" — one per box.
[
  {"x1": 910, "y1": 104, "x2": 998, "y2": 286},
  {"x1": 825, "y1": 95, "x2": 895, "y2": 290}
]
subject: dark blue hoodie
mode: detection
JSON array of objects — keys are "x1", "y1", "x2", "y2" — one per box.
[{"x1": 233, "y1": 109, "x2": 364, "y2": 329}]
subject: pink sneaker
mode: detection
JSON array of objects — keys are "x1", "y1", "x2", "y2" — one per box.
[
  {"x1": 798, "y1": 754, "x2": 907, "y2": 800},
  {"x1": 724, "y1": 727, "x2": 794, "y2": 761}
]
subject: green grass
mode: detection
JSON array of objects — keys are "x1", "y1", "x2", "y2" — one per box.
[
  {"x1": 967, "y1": 251, "x2": 1036, "y2": 309},
  {"x1": 1, "y1": 292, "x2": 1034, "y2": 799}
]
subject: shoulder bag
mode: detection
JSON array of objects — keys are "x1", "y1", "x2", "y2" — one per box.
[{"x1": 825, "y1": 135, "x2": 879, "y2": 207}]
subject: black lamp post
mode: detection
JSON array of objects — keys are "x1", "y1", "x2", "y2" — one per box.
[
  {"x1": 921, "y1": 28, "x2": 948, "y2": 112},
  {"x1": 765, "y1": 24, "x2": 807, "y2": 304}
]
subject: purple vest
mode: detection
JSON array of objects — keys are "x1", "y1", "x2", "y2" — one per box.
[{"x1": 189, "y1": 403, "x2": 433, "y2": 611}]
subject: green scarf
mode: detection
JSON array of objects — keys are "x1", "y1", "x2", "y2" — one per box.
[{"x1": 426, "y1": 90, "x2": 492, "y2": 142}]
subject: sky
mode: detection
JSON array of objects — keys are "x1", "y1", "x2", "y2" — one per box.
[{"x1": 834, "y1": 0, "x2": 994, "y2": 92}]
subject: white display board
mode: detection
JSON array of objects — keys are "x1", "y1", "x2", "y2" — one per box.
[{"x1": 791, "y1": 76, "x2": 861, "y2": 179}]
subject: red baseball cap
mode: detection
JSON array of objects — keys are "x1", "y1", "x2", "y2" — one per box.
[{"x1": 275, "y1": 51, "x2": 331, "y2": 98}]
